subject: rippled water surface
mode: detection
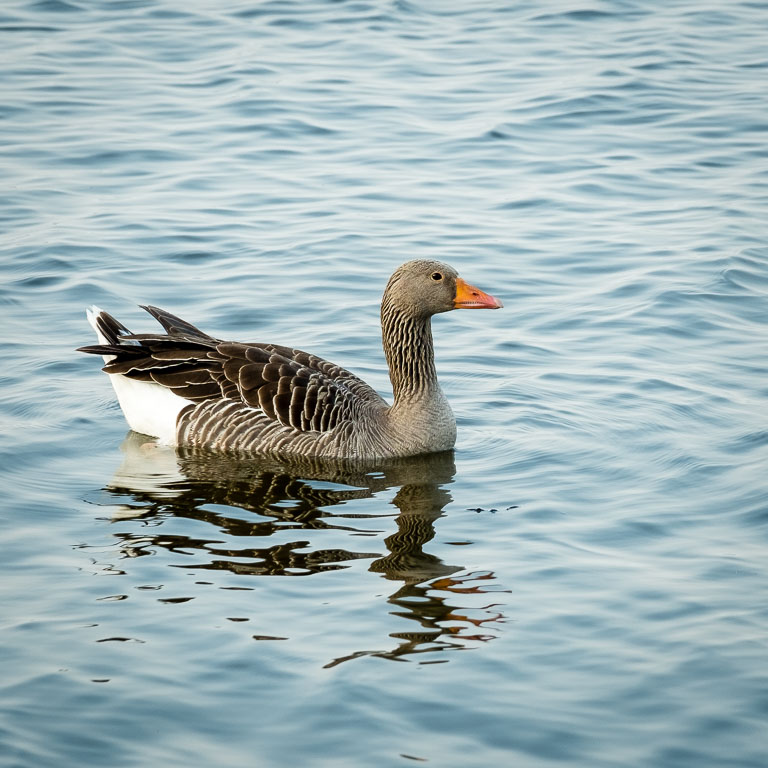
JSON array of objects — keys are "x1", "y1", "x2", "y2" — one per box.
[{"x1": 2, "y1": 1, "x2": 767, "y2": 766}]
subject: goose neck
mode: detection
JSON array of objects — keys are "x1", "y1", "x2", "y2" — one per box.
[{"x1": 381, "y1": 301, "x2": 438, "y2": 404}]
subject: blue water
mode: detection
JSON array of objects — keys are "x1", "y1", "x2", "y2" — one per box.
[{"x1": 1, "y1": 1, "x2": 767, "y2": 765}]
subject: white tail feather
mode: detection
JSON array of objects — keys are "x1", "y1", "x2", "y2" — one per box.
[{"x1": 87, "y1": 305, "x2": 188, "y2": 444}]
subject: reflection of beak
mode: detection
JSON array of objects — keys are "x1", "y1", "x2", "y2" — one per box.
[{"x1": 453, "y1": 277, "x2": 504, "y2": 309}]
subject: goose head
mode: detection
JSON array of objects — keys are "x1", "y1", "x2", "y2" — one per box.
[{"x1": 383, "y1": 259, "x2": 503, "y2": 318}]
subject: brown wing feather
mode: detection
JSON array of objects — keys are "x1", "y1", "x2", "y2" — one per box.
[{"x1": 212, "y1": 342, "x2": 373, "y2": 433}]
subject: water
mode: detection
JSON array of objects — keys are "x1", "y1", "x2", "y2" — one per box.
[{"x1": 1, "y1": 1, "x2": 767, "y2": 765}]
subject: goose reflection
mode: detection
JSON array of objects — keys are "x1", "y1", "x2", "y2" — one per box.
[{"x1": 102, "y1": 432, "x2": 506, "y2": 663}]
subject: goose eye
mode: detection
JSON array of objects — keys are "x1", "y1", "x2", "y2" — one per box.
[{"x1": 431, "y1": 272, "x2": 443, "y2": 281}]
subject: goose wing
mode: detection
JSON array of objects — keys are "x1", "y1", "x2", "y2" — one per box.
[
  {"x1": 78, "y1": 306, "x2": 385, "y2": 434},
  {"x1": 209, "y1": 341, "x2": 384, "y2": 432}
]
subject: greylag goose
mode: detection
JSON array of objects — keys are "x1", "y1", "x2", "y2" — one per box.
[{"x1": 78, "y1": 259, "x2": 502, "y2": 459}]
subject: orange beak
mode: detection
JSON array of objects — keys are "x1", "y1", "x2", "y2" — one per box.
[{"x1": 453, "y1": 277, "x2": 504, "y2": 309}]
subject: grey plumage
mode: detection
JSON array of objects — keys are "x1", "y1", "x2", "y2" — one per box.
[{"x1": 78, "y1": 259, "x2": 502, "y2": 459}]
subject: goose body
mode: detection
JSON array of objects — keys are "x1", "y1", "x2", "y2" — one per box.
[{"x1": 79, "y1": 260, "x2": 502, "y2": 459}]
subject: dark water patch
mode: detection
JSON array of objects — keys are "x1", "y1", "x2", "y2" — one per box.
[
  {"x1": 166, "y1": 250, "x2": 216, "y2": 264},
  {"x1": 0, "y1": 24, "x2": 59, "y2": 32},
  {"x1": 174, "y1": 76, "x2": 238, "y2": 90},
  {"x1": 533, "y1": 9, "x2": 620, "y2": 23},
  {"x1": 726, "y1": 430, "x2": 768, "y2": 454},
  {"x1": 59, "y1": 148, "x2": 193, "y2": 167},
  {"x1": 739, "y1": 502, "x2": 768, "y2": 529},
  {"x1": 30, "y1": 0, "x2": 82, "y2": 12},
  {"x1": 11, "y1": 274, "x2": 65, "y2": 290},
  {"x1": 495, "y1": 197, "x2": 549, "y2": 210},
  {"x1": 720, "y1": 262, "x2": 768, "y2": 294}
]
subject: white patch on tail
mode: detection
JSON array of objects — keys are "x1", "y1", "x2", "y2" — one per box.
[{"x1": 87, "y1": 305, "x2": 189, "y2": 445}]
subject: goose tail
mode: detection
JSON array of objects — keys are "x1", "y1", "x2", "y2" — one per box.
[
  {"x1": 78, "y1": 305, "x2": 134, "y2": 362},
  {"x1": 78, "y1": 306, "x2": 188, "y2": 444}
]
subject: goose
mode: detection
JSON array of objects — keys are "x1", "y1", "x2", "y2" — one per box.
[{"x1": 78, "y1": 259, "x2": 502, "y2": 459}]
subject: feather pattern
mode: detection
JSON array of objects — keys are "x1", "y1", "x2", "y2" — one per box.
[{"x1": 78, "y1": 260, "x2": 502, "y2": 458}]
